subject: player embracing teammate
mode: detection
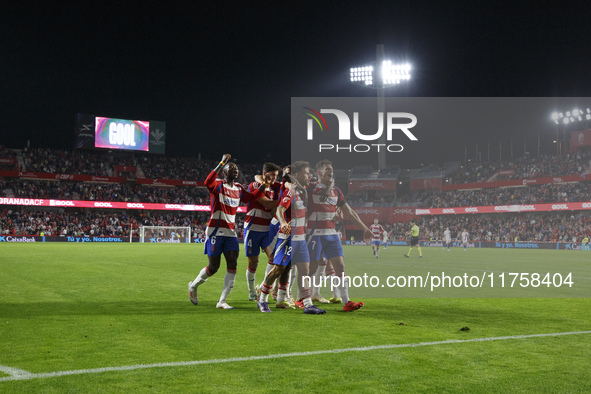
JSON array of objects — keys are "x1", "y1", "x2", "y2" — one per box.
[
  {"x1": 307, "y1": 159, "x2": 372, "y2": 312},
  {"x1": 256, "y1": 161, "x2": 326, "y2": 314},
  {"x1": 188, "y1": 155, "x2": 370, "y2": 314},
  {"x1": 188, "y1": 154, "x2": 276, "y2": 309},
  {"x1": 243, "y1": 163, "x2": 282, "y2": 302}
]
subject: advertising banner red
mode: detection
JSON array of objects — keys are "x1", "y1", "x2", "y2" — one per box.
[
  {"x1": 353, "y1": 207, "x2": 418, "y2": 224},
  {"x1": 0, "y1": 197, "x2": 245, "y2": 212},
  {"x1": 0, "y1": 171, "x2": 206, "y2": 186},
  {"x1": 135, "y1": 178, "x2": 204, "y2": 187},
  {"x1": 0, "y1": 171, "x2": 126, "y2": 183},
  {"x1": 416, "y1": 201, "x2": 591, "y2": 215},
  {"x1": 410, "y1": 177, "x2": 442, "y2": 191},
  {"x1": 348, "y1": 180, "x2": 397, "y2": 192},
  {"x1": 114, "y1": 165, "x2": 137, "y2": 173},
  {"x1": 0, "y1": 157, "x2": 17, "y2": 164},
  {"x1": 443, "y1": 174, "x2": 589, "y2": 191}
]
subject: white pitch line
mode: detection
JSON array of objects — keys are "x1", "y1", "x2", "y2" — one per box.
[
  {"x1": 0, "y1": 365, "x2": 32, "y2": 378},
  {"x1": 1, "y1": 330, "x2": 590, "y2": 383}
]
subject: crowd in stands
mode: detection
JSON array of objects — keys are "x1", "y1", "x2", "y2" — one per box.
[
  {"x1": 0, "y1": 209, "x2": 211, "y2": 238},
  {"x1": 1, "y1": 179, "x2": 225, "y2": 204},
  {"x1": 2, "y1": 206, "x2": 588, "y2": 243},
  {"x1": 382, "y1": 212, "x2": 590, "y2": 243},
  {"x1": 18, "y1": 147, "x2": 263, "y2": 182},
  {"x1": 0, "y1": 146, "x2": 18, "y2": 171},
  {"x1": 138, "y1": 155, "x2": 214, "y2": 180},
  {"x1": 10, "y1": 146, "x2": 591, "y2": 186},
  {"x1": 21, "y1": 148, "x2": 115, "y2": 176},
  {"x1": 3, "y1": 145, "x2": 591, "y2": 243},
  {"x1": 0, "y1": 147, "x2": 16, "y2": 158},
  {"x1": 348, "y1": 191, "x2": 398, "y2": 206},
  {"x1": 399, "y1": 181, "x2": 591, "y2": 208},
  {"x1": 452, "y1": 152, "x2": 591, "y2": 184}
]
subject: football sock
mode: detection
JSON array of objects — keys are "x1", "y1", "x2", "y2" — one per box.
[
  {"x1": 407, "y1": 247, "x2": 413, "y2": 256},
  {"x1": 311, "y1": 262, "x2": 327, "y2": 297},
  {"x1": 339, "y1": 279, "x2": 350, "y2": 305},
  {"x1": 324, "y1": 266, "x2": 338, "y2": 298},
  {"x1": 246, "y1": 266, "x2": 256, "y2": 294},
  {"x1": 218, "y1": 269, "x2": 236, "y2": 304},
  {"x1": 260, "y1": 283, "x2": 272, "y2": 303},
  {"x1": 277, "y1": 282, "x2": 288, "y2": 303},
  {"x1": 191, "y1": 267, "x2": 211, "y2": 288},
  {"x1": 287, "y1": 266, "x2": 297, "y2": 299},
  {"x1": 260, "y1": 262, "x2": 273, "y2": 286},
  {"x1": 299, "y1": 288, "x2": 313, "y2": 307},
  {"x1": 418, "y1": 247, "x2": 422, "y2": 257}
]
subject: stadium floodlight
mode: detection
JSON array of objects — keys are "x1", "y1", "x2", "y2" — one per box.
[
  {"x1": 350, "y1": 45, "x2": 412, "y2": 170},
  {"x1": 349, "y1": 66, "x2": 374, "y2": 85},
  {"x1": 551, "y1": 106, "x2": 591, "y2": 155},
  {"x1": 350, "y1": 61, "x2": 411, "y2": 88}
]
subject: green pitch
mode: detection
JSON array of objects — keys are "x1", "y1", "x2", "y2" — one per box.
[{"x1": 0, "y1": 243, "x2": 590, "y2": 392}]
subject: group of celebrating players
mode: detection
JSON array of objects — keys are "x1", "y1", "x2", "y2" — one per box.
[{"x1": 188, "y1": 154, "x2": 373, "y2": 314}]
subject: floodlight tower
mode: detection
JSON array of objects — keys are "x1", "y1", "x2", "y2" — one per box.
[
  {"x1": 350, "y1": 44, "x2": 411, "y2": 170},
  {"x1": 551, "y1": 108, "x2": 591, "y2": 155}
]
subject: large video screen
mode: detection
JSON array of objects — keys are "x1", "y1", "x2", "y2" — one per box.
[
  {"x1": 95, "y1": 117, "x2": 150, "y2": 151},
  {"x1": 75, "y1": 114, "x2": 166, "y2": 154}
]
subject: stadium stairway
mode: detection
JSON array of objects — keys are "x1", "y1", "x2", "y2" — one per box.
[
  {"x1": 15, "y1": 149, "x2": 25, "y2": 171},
  {"x1": 486, "y1": 170, "x2": 500, "y2": 183},
  {"x1": 136, "y1": 165, "x2": 146, "y2": 179}
]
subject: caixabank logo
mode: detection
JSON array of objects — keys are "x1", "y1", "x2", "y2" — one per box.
[{"x1": 302, "y1": 106, "x2": 418, "y2": 153}]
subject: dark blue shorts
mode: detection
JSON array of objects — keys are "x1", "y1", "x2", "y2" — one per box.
[
  {"x1": 244, "y1": 229, "x2": 271, "y2": 257},
  {"x1": 273, "y1": 239, "x2": 310, "y2": 266},
  {"x1": 308, "y1": 234, "x2": 344, "y2": 260},
  {"x1": 203, "y1": 235, "x2": 239, "y2": 257}
]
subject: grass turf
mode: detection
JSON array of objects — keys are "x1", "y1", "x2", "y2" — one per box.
[{"x1": 0, "y1": 243, "x2": 589, "y2": 392}]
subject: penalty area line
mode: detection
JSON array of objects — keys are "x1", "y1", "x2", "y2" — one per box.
[{"x1": 1, "y1": 330, "x2": 590, "y2": 382}]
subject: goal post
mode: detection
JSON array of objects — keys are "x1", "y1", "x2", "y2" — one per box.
[{"x1": 139, "y1": 226, "x2": 192, "y2": 244}]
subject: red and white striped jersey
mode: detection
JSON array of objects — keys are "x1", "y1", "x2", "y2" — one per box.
[
  {"x1": 244, "y1": 181, "x2": 280, "y2": 232},
  {"x1": 204, "y1": 170, "x2": 261, "y2": 238},
  {"x1": 278, "y1": 184, "x2": 307, "y2": 242},
  {"x1": 306, "y1": 182, "x2": 345, "y2": 236},
  {"x1": 370, "y1": 224, "x2": 385, "y2": 241}
]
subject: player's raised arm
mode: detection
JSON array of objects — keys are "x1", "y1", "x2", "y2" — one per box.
[
  {"x1": 339, "y1": 202, "x2": 373, "y2": 241},
  {"x1": 240, "y1": 178, "x2": 278, "y2": 210},
  {"x1": 215, "y1": 153, "x2": 231, "y2": 173},
  {"x1": 255, "y1": 195, "x2": 278, "y2": 210},
  {"x1": 205, "y1": 153, "x2": 232, "y2": 188}
]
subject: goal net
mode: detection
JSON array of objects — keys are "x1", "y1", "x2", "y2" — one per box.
[{"x1": 139, "y1": 226, "x2": 192, "y2": 243}]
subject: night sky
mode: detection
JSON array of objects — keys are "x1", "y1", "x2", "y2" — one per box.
[{"x1": 3, "y1": 1, "x2": 591, "y2": 168}]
